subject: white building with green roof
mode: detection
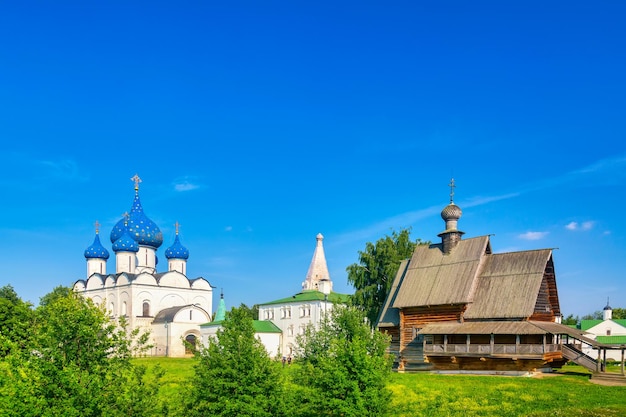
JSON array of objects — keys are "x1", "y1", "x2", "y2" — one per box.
[
  {"x1": 579, "y1": 302, "x2": 626, "y2": 361},
  {"x1": 257, "y1": 233, "x2": 350, "y2": 357}
]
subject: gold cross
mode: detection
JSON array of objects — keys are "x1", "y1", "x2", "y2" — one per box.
[
  {"x1": 94, "y1": 220, "x2": 101, "y2": 234},
  {"x1": 174, "y1": 221, "x2": 180, "y2": 235},
  {"x1": 449, "y1": 178, "x2": 456, "y2": 203},
  {"x1": 122, "y1": 212, "x2": 129, "y2": 225},
  {"x1": 130, "y1": 174, "x2": 142, "y2": 191}
]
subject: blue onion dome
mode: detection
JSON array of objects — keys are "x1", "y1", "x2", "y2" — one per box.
[
  {"x1": 110, "y1": 192, "x2": 163, "y2": 249},
  {"x1": 84, "y1": 232, "x2": 110, "y2": 260},
  {"x1": 112, "y1": 227, "x2": 139, "y2": 253},
  {"x1": 165, "y1": 233, "x2": 189, "y2": 260}
]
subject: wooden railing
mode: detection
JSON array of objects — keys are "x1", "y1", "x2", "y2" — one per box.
[
  {"x1": 424, "y1": 343, "x2": 560, "y2": 355},
  {"x1": 562, "y1": 344, "x2": 598, "y2": 371}
]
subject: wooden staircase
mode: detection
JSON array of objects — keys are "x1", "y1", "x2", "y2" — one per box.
[{"x1": 562, "y1": 344, "x2": 598, "y2": 372}]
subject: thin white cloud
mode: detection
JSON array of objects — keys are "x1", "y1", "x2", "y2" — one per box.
[
  {"x1": 518, "y1": 231, "x2": 549, "y2": 241},
  {"x1": 173, "y1": 177, "x2": 201, "y2": 192},
  {"x1": 38, "y1": 159, "x2": 88, "y2": 182},
  {"x1": 581, "y1": 221, "x2": 594, "y2": 230},
  {"x1": 565, "y1": 221, "x2": 595, "y2": 231},
  {"x1": 225, "y1": 226, "x2": 233, "y2": 232}
]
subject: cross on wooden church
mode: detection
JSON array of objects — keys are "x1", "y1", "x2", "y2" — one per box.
[{"x1": 449, "y1": 178, "x2": 456, "y2": 203}]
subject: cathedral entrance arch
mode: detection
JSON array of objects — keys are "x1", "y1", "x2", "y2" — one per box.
[{"x1": 184, "y1": 334, "x2": 197, "y2": 354}]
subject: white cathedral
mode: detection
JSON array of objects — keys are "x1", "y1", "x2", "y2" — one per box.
[{"x1": 73, "y1": 175, "x2": 213, "y2": 357}]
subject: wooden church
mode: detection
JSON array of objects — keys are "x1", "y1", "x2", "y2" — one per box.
[{"x1": 377, "y1": 181, "x2": 577, "y2": 372}]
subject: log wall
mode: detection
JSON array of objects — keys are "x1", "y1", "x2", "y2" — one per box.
[{"x1": 399, "y1": 305, "x2": 465, "y2": 350}]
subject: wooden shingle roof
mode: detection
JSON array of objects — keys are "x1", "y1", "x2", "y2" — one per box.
[
  {"x1": 464, "y1": 249, "x2": 552, "y2": 319},
  {"x1": 392, "y1": 236, "x2": 489, "y2": 308}
]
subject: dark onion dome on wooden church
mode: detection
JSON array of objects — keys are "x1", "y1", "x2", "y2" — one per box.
[
  {"x1": 110, "y1": 174, "x2": 163, "y2": 249},
  {"x1": 84, "y1": 221, "x2": 110, "y2": 259},
  {"x1": 165, "y1": 223, "x2": 189, "y2": 260},
  {"x1": 438, "y1": 179, "x2": 464, "y2": 254},
  {"x1": 441, "y1": 201, "x2": 462, "y2": 221}
]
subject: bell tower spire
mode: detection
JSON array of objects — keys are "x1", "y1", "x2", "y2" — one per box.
[{"x1": 302, "y1": 233, "x2": 332, "y2": 293}]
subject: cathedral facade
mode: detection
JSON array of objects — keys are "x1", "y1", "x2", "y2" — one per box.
[{"x1": 73, "y1": 175, "x2": 213, "y2": 357}]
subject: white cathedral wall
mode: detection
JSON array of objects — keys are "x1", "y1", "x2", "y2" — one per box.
[
  {"x1": 152, "y1": 307, "x2": 209, "y2": 357},
  {"x1": 136, "y1": 246, "x2": 157, "y2": 273},
  {"x1": 159, "y1": 271, "x2": 191, "y2": 288},
  {"x1": 87, "y1": 259, "x2": 106, "y2": 277},
  {"x1": 191, "y1": 279, "x2": 212, "y2": 290},
  {"x1": 168, "y1": 260, "x2": 186, "y2": 275},
  {"x1": 134, "y1": 273, "x2": 157, "y2": 285},
  {"x1": 76, "y1": 278, "x2": 213, "y2": 357},
  {"x1": 86, "y1": 275, "x2": 104, "y2": 290}
]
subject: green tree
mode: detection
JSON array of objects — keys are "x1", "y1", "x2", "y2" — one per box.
[
  {"x1": 612, "y1": 308, "x2": 626, "y2": 319},
  {"x1": 582, "y1": 311, "x2": 603, "y2": 320},
  {"x1": 562, "y1": 314, "x2": 579, "y2": 326},
  {"x1": 0, "y1": 284, "x2": 34, "y2": 356},
  {"x1": 0, "y1": 289, "x2": 161, "y2": 416},
  {"x1": 183, "y1": 306, "x2": 285, "y2": 417},
  {"x1": 38, "y1": 285, "x2": 72, "y2": 307},
  {"x1": 347, "y1": 228, "x2": 426, "y2": 326},
  {"x1": 294, "y1": 306, "x2": 392, "y2": 417},
  {"x1": 238, "y1": 302, "x2": 260, "y2": 320}
]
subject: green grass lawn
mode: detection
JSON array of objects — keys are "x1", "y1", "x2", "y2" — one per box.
[{"x1": 134, "y1": 358, "x2": 626, "y2": 416}]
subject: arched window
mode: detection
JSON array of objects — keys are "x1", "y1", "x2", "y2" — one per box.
[
  {"x1": 142, "y1": 301, "x2": 150, "y2": 317},
  {"x1": 122, "y1": 301, "x2": 127, "y2": 317},
  {"x1": 185, "y1": 334, "x2": 197, "y2": 354}
]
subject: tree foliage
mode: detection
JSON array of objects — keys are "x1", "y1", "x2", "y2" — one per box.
[
  {"x1": 562, "y1": 314, "x2": 579, "y2": 326},
  {"x1": 238, "y1": 302, "x2": 260, "y2": 320},
  {"x1": 294, "y1": 306, "x2": 392, "y2": 417},
  {"x1": 183, "y1": 306, "x2": 285, "y2": 417},
  {"x1": 347, "y1": 228, "x2": 427, "y2": 326},
  {"x1": 613, "y1": 308, "x2": 626, "y2": 319},
  {"x1": 0, "y1": 284, "x2": 34, "y2": 357},
  {"x1": 0, "y1": 288, "x2": 161, "y2": 416},
  {"x1": 38, "y1": 285, "x2": 72, "y2": 308}
]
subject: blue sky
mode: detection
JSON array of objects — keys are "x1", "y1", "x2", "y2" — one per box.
[{"x1": 1, "y1": 1, "x2": 625, "y2": 317}]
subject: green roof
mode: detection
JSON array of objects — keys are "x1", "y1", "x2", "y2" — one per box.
[
  {"x1": 252, "y1": 320, "x2": 282, "y2": 333},
  {"x1": 580, "y1": 319, "x2": 626, "y2": 331},
  {"x1": 580, "y1": 320, "x2": 602, "y2": 331},
  {"x1": 200, "y1": 320, "x2": 281, "y2": 334},
  {"x1": 596, "y1": 335, "x2": 626, "y2": 345},
  {"x1": 259, "y1": 289, "x2": 350, "y2": 306}
]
